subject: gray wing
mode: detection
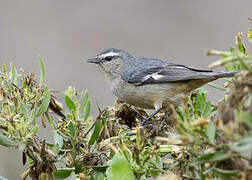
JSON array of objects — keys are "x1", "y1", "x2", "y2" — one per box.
[{"x1": 121, "y1": 60, "x2": 218, "y2": 86}]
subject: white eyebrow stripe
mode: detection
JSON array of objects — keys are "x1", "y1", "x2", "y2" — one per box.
[{"x1": 100, "y1": 52, "x2": 119, "y2": 58}]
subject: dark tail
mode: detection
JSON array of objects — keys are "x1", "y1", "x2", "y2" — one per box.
[{"x1": 211, "y1": 70, "x2": 239, "y2": 78}]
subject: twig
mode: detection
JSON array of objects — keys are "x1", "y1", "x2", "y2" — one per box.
[{"x1": 83, "y1": 111, "x2": 103, "y2": 138}]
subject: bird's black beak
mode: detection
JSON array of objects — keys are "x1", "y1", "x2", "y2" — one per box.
[{"x1": 86, "y1": 57, "x2": 100, "y2": 64}]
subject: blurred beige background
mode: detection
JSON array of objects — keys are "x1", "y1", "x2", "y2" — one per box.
[{"x1": 0, "y1": 0, "x2": 251, "y2": 179}]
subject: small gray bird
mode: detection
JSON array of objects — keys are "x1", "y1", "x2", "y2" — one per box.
[{"x1": 87, "y1": 48, "x2": 237, "y2": 125}]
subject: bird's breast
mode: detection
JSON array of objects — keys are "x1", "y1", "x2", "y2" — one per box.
[{"x1": 109, "y1": 78, "x2": 184, "y2": 109}]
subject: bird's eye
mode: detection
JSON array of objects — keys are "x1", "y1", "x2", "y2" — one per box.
[{"x1": 104, "y1": 56, "x2": 113, "y2": 61}]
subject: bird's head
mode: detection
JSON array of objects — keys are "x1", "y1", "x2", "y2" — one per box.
[{"x1": 87, "y1": 48, "x2": 132, "y2": 77}]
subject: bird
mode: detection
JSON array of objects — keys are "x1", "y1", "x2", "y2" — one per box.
[{"x1": 87, "y1": 48, "x2": 237, "y2": 125}]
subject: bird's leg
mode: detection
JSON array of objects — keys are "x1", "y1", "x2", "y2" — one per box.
[{"x1": 141, "y1": 106, "x2": 162, "y2": 126}]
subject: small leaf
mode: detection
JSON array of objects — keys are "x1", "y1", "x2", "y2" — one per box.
[
  {"x1": 230, "y1": 137, "x2": 252, "y2": 152},
  {"x1": 18, "y1": 143, "x2": 26, "y2": 151},
  {"x1": 109, "y1": 154, "x2": 135, "y2": 180},
  {"x1": 193, "y1": 151, "x2": 230, "y2": 165},
  {"x1": 88, "y1": 120, "x2": 103, "y2": 145},
  {"x1": 19, "y1": 103, "x2": 28, "y2": 119},
  {"x1": 54, "y1": 168, "x2": 74, "y2": 180},
  {"x1": 52, "y1": 143, "x2": 60, "y2": 155},
  {"x1": 214, "y1": 168, "x2": 238, "y2": 178},
  {"x1": 195, "y1": 92, "x2": 206, "y2": 114},
  {"x1": 159, "y1": 145, "x2": 173, "y2": 153},
  {"x1": 68, "y1": 172, "x2": 77, "y2": 180},
  {"x1": 65, "y1": 95, "x2": 76, "y2": 111},
  {"x1": 84, "y1": 100, "x2": 91, "y2": 120},
  {"x1": 92, "y1": 165, "x2": 109, "y2": 172},
  {"x1": 56, "y1": 130, "x2": 69, "y2": 139},
  {"x1": 240, "y1": 112, "x2": 252, "y2": 128},
  {"x1": 229, "y1": 46, "x2": 235, "y2": 53},
  {"x1": 237, "y1": 57, "x2": 252, "y2": 72},
  {"x1": 80, "y1": 89, "x2": 89, "y2": 110},
  {"x1": 28, "y1": 108, "x2": 36, "y2": 123},
  {"x1": 94, "y1": 171, "x2": 104, "y2": 180},
  {"x1": 0, "y1": 133, "x2": 16, "y2": 147},
  {"x1": 25, "y1": 124, "x2": 39, "y2": 139},
  {"x1": 67, "y1": 121, "x2": 76, "y2": 139},
  {"x1": 90, "y1": 175, "x2": 94, "y2": 180},
  {"x1": 38, "y1": 55, "x2": 45, "y2": 84},
  {"x1": 106, "y1": 167, "x2": 112, "y2": 179},
  {"x1": 203, "y1": 101, "x2": 212, "y2": 118},
  {"x1": 53, "y1": 131, "x2": 64, "y2": 148},
  {"x1": 208, "y1": 82, "x2": 227, "y2": 91},
  {"x1": 2, "y1": 63, "x2": 6, "y2": 73},
  {"x1": 36, "y1": 87, "x2": 51, "y2": 117},
  {"x1": 206, "y1": 121, "x2": 216, "y2": 144},
  {"x1": 248, "y1": 28, "x2": 252, "y2": 44},
  {"x1": 155, "y1": 155, "x2": 163, "y2": 169},
  {"x1": 10, "y1": 63, "x2": 18, "y2": 85},
  {"x1": 208, "y1": 152, "x2": 230, "y2": 162}
]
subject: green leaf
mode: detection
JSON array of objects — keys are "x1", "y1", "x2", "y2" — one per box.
[
  {"x1": 237, "y1": 41, "x2": 248, "y2": 54},
  {"x1": 54, "y1": 168, "x2": 74, "y2": 180},
  {"x1": 237, "y1": 56, "x2": 252, "y2": 72},
  {"x1": 56, "y1": 129, "x2": 69, "y2": 139},
  {"x1": 206, "y1": 121, "x2": 216, "y2": 144},
  {"x1": 240, "y1": 112, "x2": 252, "y2": 128},
  {"x1": 109, "y1": 154, "x2": 135, "y2": 180},
  {"x1": 38, "y1": 55, "x2": 45, "y2": 84},
  {"x1": 0, "y1": 133, "x2": 16, "y2": 147},
  {"x1": 203, "y1": 101, "x2": 212, "y2": 118},
  {"x1": 230, "y1": 137, "x2": 252, "y2": 152},
  {"x1": 25, "y1": 124, "x2": 39, "y2": 139},
  {"x1": 53, "y1": 131, "x2": 64, "y2": 148},
  {"x1": 149, "y1": 169, "x2": 161, "y2": 177},
  {"x1": 88, "y1": 119, "x2": 103, "y2": 145},
  {"x1": 193, "y1": 152, "x2": 230, "y2": 165},
  {"x1": 208, "y1": 82, "x2": 227, "y2": 91},
  {"x1": 10, "y1": 63, "x2": 18, "y2": 85},
  {"x1": 2, "y1": 63, "x2": 6, "y2": 73},
  {"x1": 195, "y1": 92, "x2": 206, "y2": 114},
  {"x1": 90, "y1": 175, "x2": 95, "y2": 180},
  {"x1": 67, "y1": 121, "x2": 76, "y2": 139},
  {"x1": 159, "y1": 145, "x2": 174, "y2": 153},
  {"x1": 93, "y1": 165, "x2": 109, "y2": 172},
  {"x1": 154, "y1": 155, "x2": 163, "y2": 169},
  {"x1": 28, "y1": 108, "x2": 36, "y2": 123},
  {"x1": 65, "y1": 95, "x2": 76, "y2": 111},
  {"x1": 214, "y1": 168, "x2": 238, "y2": 178},
  {"x1": 248, "y1": 28, "x2": 252, "y2": 44},
  {"x1": 84, "y1": 100, "x2": 91, "y2": 120},
  {"x1": 80, "y1": 89, "x2": 89, "y2": 110},
  {"x1": 94, "y1": 171, "x2": 105, "y2": 180},
  {"x1": 18, "y1": 143, "x2": 26, "y2": 152},
  {"x1": 36, "y1": 87, "x2": 51, "y2": 117},
  {"x1": 208, "y1": 152, "x2": 230, "y2": 162},
  {"x1": 229, "y1": 45, "x2": 235, "y2": 53},
  {"x1": 19, "y1": 103, "x2": 29, "y2": 119},
  {"x1": 68, "y1": 172, "x2": 77, "y2": 180},
  {"x1": 52, "y1": 143, "x2": 60, "y2": 155}
]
